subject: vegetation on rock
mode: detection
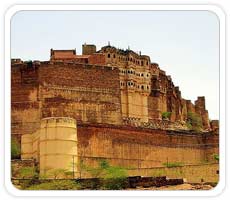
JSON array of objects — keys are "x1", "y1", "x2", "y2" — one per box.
[
  {"x1": 162, "y1": 112, "x2": 172, "y2": 120},
  {"x1": 186, "y1": 112, "x2": 202, "y2": 131},
  {"x1": 11, "y1": 139, "x2": 21, "y2": 159}
]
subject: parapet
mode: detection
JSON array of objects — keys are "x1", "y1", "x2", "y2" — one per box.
[{"x1": 41, "y1": 117, "x2": 77, "y2": 129}]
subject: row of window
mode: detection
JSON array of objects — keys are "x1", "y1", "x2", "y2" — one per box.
[
  {"x1": 107, "y1": 53, "x2": 149, "y2": 66},
  {"x1": 120, "y1": 81, "x2": 150, "y2": 90},
  {"x1": 120, "y1": 69, "x2": 150, "y2": 78}
]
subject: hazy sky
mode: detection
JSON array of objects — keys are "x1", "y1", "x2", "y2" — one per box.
[{"x1": 11, "y1": 11, "x2": 219, "y2": 120}]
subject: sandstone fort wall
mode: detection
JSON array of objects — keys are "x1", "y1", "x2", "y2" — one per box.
[{"x1": 77, "y1": 124, "x2": 218, "y2": 170}]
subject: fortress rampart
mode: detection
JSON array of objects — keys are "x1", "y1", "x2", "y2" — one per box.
[{"x1": 21, "y1": 117, "x2": 218, "y2": 178}]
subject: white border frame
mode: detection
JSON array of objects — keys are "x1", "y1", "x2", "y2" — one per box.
[{"x1": 5, "y1": 4, "x2": 226, "y2": 197}]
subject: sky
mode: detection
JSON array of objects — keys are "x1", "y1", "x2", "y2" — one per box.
[{"x1": 11, "y1": 11, "x2": 219, "y2": 120}]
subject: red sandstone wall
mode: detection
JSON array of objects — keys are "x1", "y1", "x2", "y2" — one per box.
[
  {"x1": 77, "y1": 124, "x2": 219, "y2": 169},
  {"x1": 88, "y1": 54, "x2": 106, "y2": 65},
  {"x1": 38, "y1": 63, "x2": 119, "y2": 89},
  {"x1": 11, "y1": 66, "x2": 41, "y2": 143},
  {"x1": 38, "y1": 63, "x2": 122, "y2": 125},
  {"x1": 11, "y1": 62, "x2": 122, "y2": 139}
]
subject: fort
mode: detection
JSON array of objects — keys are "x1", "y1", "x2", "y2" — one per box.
[{"x1": 11, "y1": 43, "x2": 219, "y2": 180}]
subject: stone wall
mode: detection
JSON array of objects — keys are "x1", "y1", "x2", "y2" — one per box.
[
  {"x1": 128, "y1": 163, "x2": 219, "y2": 183},
  {"x1": 39, "y1": 63, "x2": 122, "y2": 125},
  {"x1": 77, "y1": 124, "x2": 219, "y2": 170},
  {"x1": 11, "y1": 62, "x2": 122, "y2": 143},
  {"x1": 11, "y1": 65, "x2": 41, "y2": 146}
]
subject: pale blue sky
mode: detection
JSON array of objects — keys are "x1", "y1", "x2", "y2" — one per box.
[{"x1": 11, "y1": 11, "x2": 219, "y2": 120}]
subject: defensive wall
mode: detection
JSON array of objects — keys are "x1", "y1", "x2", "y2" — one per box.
[
  {"x1": 11, "y1": 61, "x2": 122, "y2": 142},
  {"x1": 21, "y1": 117, "x2": 218, "y2": 178}
]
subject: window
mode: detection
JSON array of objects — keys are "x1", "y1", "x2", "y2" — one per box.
[
  {"x1": 146, "y1": 61, "x2": 149, "y2": 65},
  {"x1": 141, "y1": 73, "x2": 144, "y2": 77},
  {"x1": 108, "y1": 54, "x2": 110, "y2": 58},
  {"x1": 141, "y1": 85, "x2": 144, "y2": 90},
  {"x1": 128, "y1": 70, "x2": 130, "y2": 74},
  {"x1": 141, "y1": 61, "x2": 144, "y2": 66},
  {"x1": 113, "y1": 54, "x2": 116, "y2": 58}
]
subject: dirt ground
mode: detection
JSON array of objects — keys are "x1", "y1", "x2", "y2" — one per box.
[{"x1": 127, "y1": 183, "x2": 214, "y2": 190}]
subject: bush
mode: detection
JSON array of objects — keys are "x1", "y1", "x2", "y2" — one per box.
[
  {"x1": 19, "y1": 167, "x2": 34, "y2": 178},
  {"x1": 162, "y1": 112, "x2": 171, "y2": 120},
  {"x1": 18, "y1": 167, "x2": 38, "y2": 189},
  {"x1": 26, "y1": 180, "x2": 81, "y2": 190},
  {"x1": 87, "y1": 159, "x2": 128, "y2": 190},
  {"x1": 101, "y1": 166, "x2": 128, "y2": 190},
  {"x1": 11, "y1": 139, "x2": 21, "y2": 159}
]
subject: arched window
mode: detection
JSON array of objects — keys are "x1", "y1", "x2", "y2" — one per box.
[
  {"x1": 108, "y1": 54, "x2": 110, "y2": 58},
  {"x1": 141, "y1": 73, "x2": 144, "y2": 77},
  {"x1": 141, "y1": 85, "x2": 144, "y2": 90},
  {"x1": 113, "y1": 54, "x2": 116, "y2": 58},
  {"x1": 141, "y1": 61, "x2": 144, "y2": 66}
]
